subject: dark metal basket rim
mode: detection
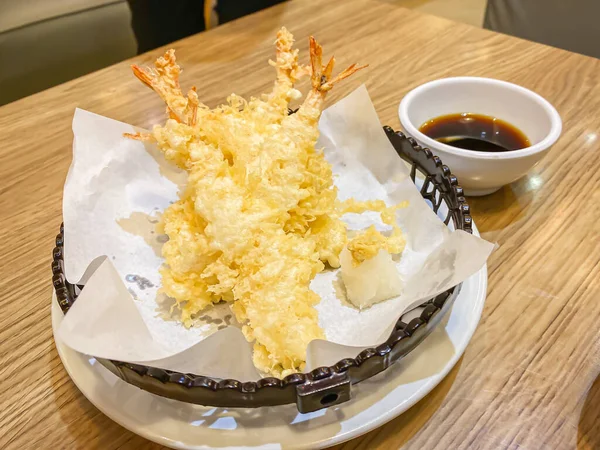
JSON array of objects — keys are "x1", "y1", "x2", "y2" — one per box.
[{"x1": 51, "y1": 126, "x2": 472, "y2": 412}]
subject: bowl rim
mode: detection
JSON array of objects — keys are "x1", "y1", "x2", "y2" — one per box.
[{"x1": 398, "y1": 76, "x2": 562, "y2": 161}]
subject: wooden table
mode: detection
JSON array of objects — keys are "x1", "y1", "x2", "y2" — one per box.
[{"x1": 1, "y1": 0, "x2": 599, "y2": 448}]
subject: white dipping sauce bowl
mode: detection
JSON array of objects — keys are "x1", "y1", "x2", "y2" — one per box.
[{"x1": 399, "y1": 77, "x2": 562, "y2": 196}]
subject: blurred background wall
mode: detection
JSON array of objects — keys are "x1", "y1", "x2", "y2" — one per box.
[
  {"x1": 0, "y1": 0, "x2": 596, "y2": 107},
  {"x1": 0, "y1": 0, "x2": 137, "y2": 105},
  {"x1": 0, "y1": 0, "x2": 487, "y2": 106}
]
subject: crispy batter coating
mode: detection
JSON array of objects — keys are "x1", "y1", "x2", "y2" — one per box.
[
  {"x1": 129, "y1": 28, "x2": 404, "y2": 377},
  {"x1": 341, "y1": 199, "x2": 409, "y2": 266}
]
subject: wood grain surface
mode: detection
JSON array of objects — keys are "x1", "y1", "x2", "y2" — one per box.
[{"x1": 1, "y1": 0, "x2": 600, "y2": 448}]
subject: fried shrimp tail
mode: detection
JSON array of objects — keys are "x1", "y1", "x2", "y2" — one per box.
[
  {"x1": 267, "y1": 27, "x2": 308, "y2": 111},
  {"x1": 322, "y1": 63, "x2": 368, "y2": 91},
  {"x1": 295, "y1": 36, "x2": 367, "y2": 123},
  {"x1": 123, "y1": 131, "x2": 153, "y2": 141},
  {"x1": 307, "y1": 36, "x2": 368, "y2": 93},
  {"x1": 131, "y1": 50, "x2": 200, "y2": 125},
  {"x1": 183, "y1": 86, "x2": 199, "y2": 127}
]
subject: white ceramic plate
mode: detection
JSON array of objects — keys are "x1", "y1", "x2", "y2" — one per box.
[{"x1": 52, "y1": 258, "x2": 486, "y2": 449}]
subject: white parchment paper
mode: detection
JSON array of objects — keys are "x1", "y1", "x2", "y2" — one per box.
[{"x1": 59, "y1": 86, "x2": 493, "y2": 379}]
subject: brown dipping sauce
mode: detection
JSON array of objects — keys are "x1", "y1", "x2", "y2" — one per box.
[{"x1": 419, "y1": 113, "x2": 530, "y2": 152}]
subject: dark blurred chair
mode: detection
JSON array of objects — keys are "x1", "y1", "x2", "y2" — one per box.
[
  {"x1": 484, "y1": 0, "x2": 600, "y2": 59},
  {"x1": 0, "y1": 0, "x2": 137, "y2": 106},
  {"x1": 0, "y1": 0, "x2": 288, "y2": 106}
]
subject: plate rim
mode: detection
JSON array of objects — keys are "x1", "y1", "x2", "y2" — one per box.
[
  {"x1": 316, "y1": 263, "x2": 487, "y2": 448},
  {"x1": 52, "y1": 262, "x2": 487, "y2": 450}
]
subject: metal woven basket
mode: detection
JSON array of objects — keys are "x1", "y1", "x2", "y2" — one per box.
[{"x1": 52, "y1": 127, "x2": 472, "y2": 413}]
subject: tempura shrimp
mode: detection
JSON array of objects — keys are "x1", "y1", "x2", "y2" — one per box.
[{"x1": 126, "y1": 28, "x2": 373, "y2": 378}]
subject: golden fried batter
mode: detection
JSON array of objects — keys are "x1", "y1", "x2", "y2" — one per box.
[
  {"x1": 129, "y1": 28, "x2": 405, "y2": 377},
  {"x1": 341, "y1": 199, "x2": 409, "y2": 266}
]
